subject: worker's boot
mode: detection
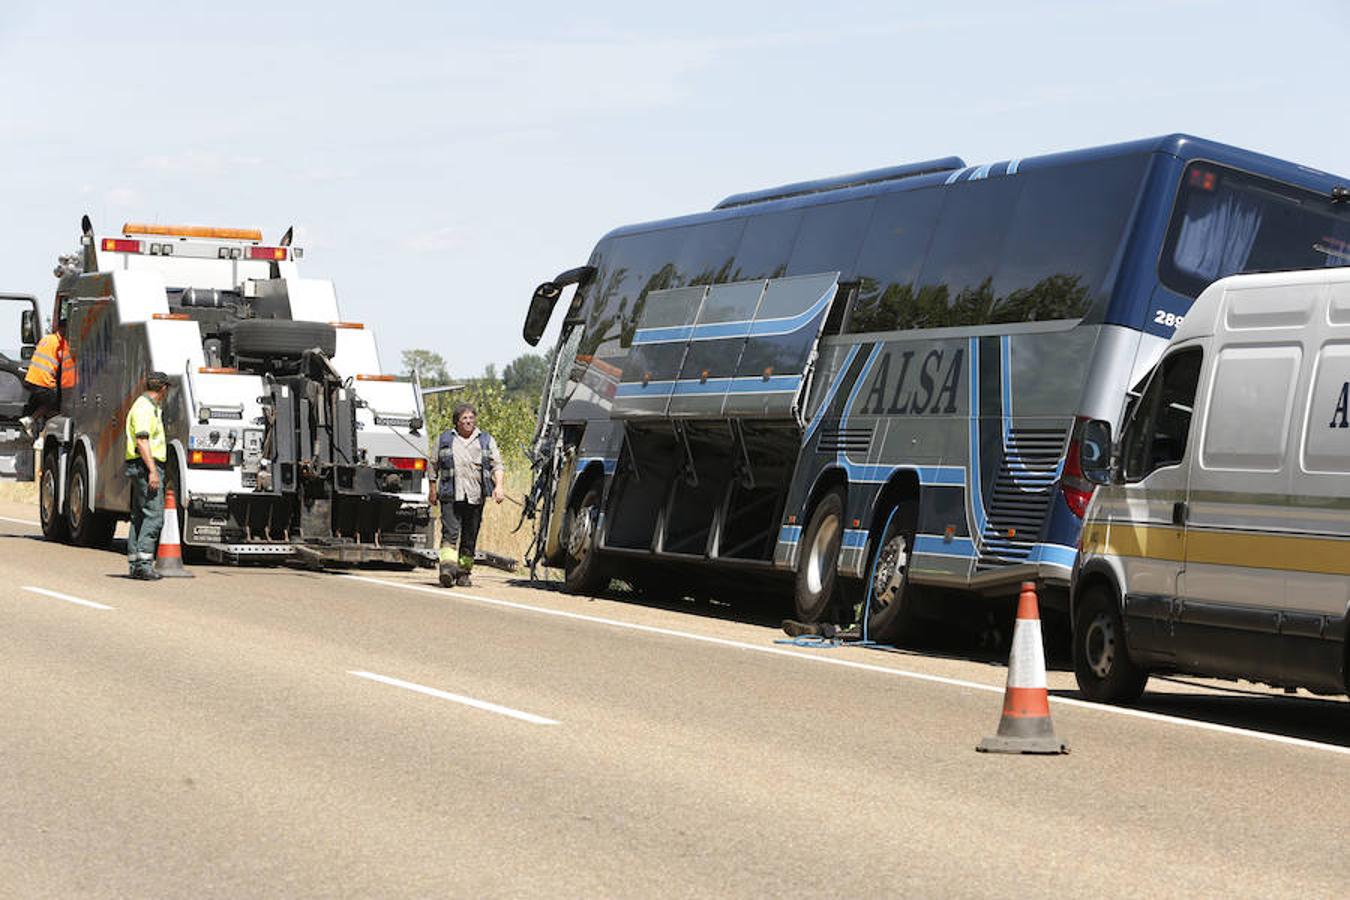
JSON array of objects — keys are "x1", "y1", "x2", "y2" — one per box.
[
  {"x1": 438, "y1": 561, "x2": 461, "y2": 588},
  {"x1": 455, "y1": 556, "x2": 474, "y2": 588}
]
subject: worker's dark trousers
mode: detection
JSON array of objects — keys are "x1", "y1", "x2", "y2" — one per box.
[
  {"x1": 22, "y1": 385, "x2": 57, "y2": 418},
  {"x1": 439, "y1": 500, "x2": 484, "y2": 569},
  {"x1": 126, "y1": 459, "x2": 165, "y2": 574}
]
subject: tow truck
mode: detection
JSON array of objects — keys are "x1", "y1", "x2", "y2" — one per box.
[{"x1": 1, "y1": 217, "x2": 434, "y2": 567}]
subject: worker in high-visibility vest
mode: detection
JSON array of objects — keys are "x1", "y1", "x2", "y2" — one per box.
[{"x1": 20, "y1": 306, "x2": 75, "y2": 434}]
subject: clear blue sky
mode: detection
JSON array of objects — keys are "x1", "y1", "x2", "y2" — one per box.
[{"x1": 1, "y1": 1, "x2": 1346, "y2": 376}]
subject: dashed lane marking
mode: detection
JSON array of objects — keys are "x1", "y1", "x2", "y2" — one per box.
[
  {"x1": 343, "y1": 574, "x2": 1350, "y2": 759},
  {"x1": 22, "y1": 585, "x2": 115, "y2": 611},
  {"x1": 349, "y1": 670, "x2": 559, "y2": 725}
]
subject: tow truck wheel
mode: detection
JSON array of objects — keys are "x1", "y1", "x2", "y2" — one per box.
[
  {"x1": 39, "y1": 450, "x2": 68, "y2": 543},
  {"x1": 793, "y1": 487, "x2": 845, "y2": 623},
  {"x1": 66, "y1": 454, "x2": 114, "y2": 548},
  {"x1": 562, "y1": 482, "x2": 609, "y2": 595},
  {"x1": 864, "y1": 504, "x2": 921, "y2": 643},
  {"x1": 1073, "y1": 584, "x2": 1149, "y2": 703}
]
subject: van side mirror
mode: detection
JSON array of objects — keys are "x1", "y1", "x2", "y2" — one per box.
[
  {"x1": 1080, "y1": 419, "x2": 1113, "y2": 485},
  {"x1": 20, "y1": 346, "x2": 34, "y2": 361},
  {"x1": 20, "y1": 309, "x2": 37, "y2": 345}
]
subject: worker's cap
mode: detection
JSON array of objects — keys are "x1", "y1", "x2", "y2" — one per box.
[{"x1": 145, "y1": 371, "x2": 170, "y2": 390}]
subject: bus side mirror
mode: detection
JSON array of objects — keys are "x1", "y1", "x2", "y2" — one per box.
[
  {"x1": 522, "y1": 282, "x2": 562, "y2": 347},
  {"x1": 20, "y1": 309, "x2": 37, "y2": 345},
  {"x1": 1080, "y1": 419, "x2": 1113, "y2": 485}
]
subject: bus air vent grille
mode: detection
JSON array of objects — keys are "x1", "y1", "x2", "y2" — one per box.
[
  {"x1": 977, "y1": 426, "x2": 1067, "y2": 568},
  {"x1": 818, "y1": 427, "x2": 873, "y2": 455}
]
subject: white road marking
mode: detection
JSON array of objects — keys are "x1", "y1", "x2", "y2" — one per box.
[
  {"x1": 0, "y1": 515, "x2": 40, "y2": 527},
  {"x1": 344, "y1": 574, "x2": 1350, "y2": 759},
  {"x1": 22, "y1": 585, "x2": 114, "y2": 611},
  {"x1": 349, "y1": 670, "x2": 559, "y2": 725}
]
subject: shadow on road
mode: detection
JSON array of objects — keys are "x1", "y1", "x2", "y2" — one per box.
[{"x1": 1049, "y1": 680, "x2": 1350, "y2": 749}]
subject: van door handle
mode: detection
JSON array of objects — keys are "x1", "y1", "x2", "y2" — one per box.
[{"x1": 1172, "y1": 501, "x2": 1187, "y2": 526}]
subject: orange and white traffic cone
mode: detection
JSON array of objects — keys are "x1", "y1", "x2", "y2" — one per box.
[
  {"x1": 977, "y1": 581, "x2": 1067, "y2": 755},
  {"x1": 154, "y1": 489, "x2": 195, "y2": 579}
]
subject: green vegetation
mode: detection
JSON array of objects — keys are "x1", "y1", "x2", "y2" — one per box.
[{"x1": 404, "y1": 349, "x2": 549, "y2": 469}]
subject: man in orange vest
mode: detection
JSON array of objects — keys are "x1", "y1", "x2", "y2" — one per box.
[{"x1": 20, "y1": 306, "x2": 75, "y2": 435}]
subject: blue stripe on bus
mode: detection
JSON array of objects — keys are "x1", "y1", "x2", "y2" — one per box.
[
  {"x1": 778, "y1": 525, "x2": 802, "y2": 544},
  {"x1": 1006, "y1": 158, "x2": 1021, "y2": 175},
  {"x1": 842, "y1": 529, "x2": 868, "y2": 549},
  {"x1": 968, "y1": 163, "x2": 992, "y2": 180},
  {"x1": 967, "y1": 336, "x2": 989, "y2": 538},
  {"x1": 616, "y1": 375, "x2": 802, "y2": 398},
  {"x1": 632, "y1": 285, "x2": 833, "y2": 346},
  {"x1": 945, "y1": 166, "x2": 972, "y2": 185},
  {"x1": 911, "y1": 535, "x2": 1076, "y2": 568},
  {"x1": 913, "y1": 534, "x2": 978, "y2": 558},
  {"x1": 802, "y1": 344, "x2": 862, "y2": 446},
  {"x1": 574, "y1": 456, "x2": 618, "y2": 476}
]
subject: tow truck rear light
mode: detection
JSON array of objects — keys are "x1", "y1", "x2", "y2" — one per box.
[
  {"x1": 387, "y1": 457, "x2": 427, "y2": 471},
  {"x1": 330, "y1": 322, "x2": 364, "y2": 329},
  {"x1": 188, "y1": 449, "x2": 232, "y2": 468},
  {"x1": 102, "y1": 238, "x2": 144, "y2": 254},
  {"x1": 152, "y1": 313, "x2": 191, "y2": 320},
  {"x1": 247, "y1": 246, "x2": 288, "y2": 261},
  {"x1": 356, "y1": 374, "x2": 397, "y2": 382},
  {"x1": 197, "y1": 367, "x2": 241, "y2": 374}
]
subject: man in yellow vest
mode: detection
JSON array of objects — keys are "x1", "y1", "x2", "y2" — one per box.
[
  {"x1": 124, "y1": 371, "x2": 170, "y2": 581},
  {"x1": 20, "y1": 308, "x2": 75, "y2": 435}
]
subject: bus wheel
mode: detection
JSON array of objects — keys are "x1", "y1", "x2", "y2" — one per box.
[
  {"x1": 562, "y1": 482, "x2": 608, "y2": 595},
  {"x1": 794, "y1": 487, "x2": 845, "y2": 623},
  {"x1": 865, "y1": 506, "x2": 920, "y2": 643},
  {"x1": 67, "y1": 454, "x2": 115, "y2": 548},
  {"x1": 39, "y1": 449, "x2": 69, "y2": 543},
  {"x1": 1073, "y1": 584, "x2": 1148, "y2": 703}
]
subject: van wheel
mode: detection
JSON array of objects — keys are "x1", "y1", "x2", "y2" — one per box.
[
  {"x1": 67, "y1": 454, "x2": 115, "y2": 548},
  {"x1": 1073, "y1": 584, "x2": 1148, "y2": 703},
  {"x1": 39, "y1": 450, "x2": 69, "y2": 543},
  {"x1": 794, "y1": 488, "x2": 845, "y2": 623},
  {"x1": 562, "y1": 482, "x2": 609, "y2": 595},
  {"x1": 865, "y1": 505, "x2": 921, "y2": 643}
]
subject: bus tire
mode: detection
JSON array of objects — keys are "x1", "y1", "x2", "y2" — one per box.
[
  {"x1": 39, "y1": 448, "x2": 68, "y2": 543},
  {"x1": 794, "y1": 487, "x2": 845, "y2": 623},
  {"x1": 562, "y1": 482, "x2": 608, "y2": 596},
  {"x1": 66, "y1": 453, "x2": 115, "y2": 548},
  {"x1": 865, "y1": 504, "x2": 920, "y2": 643},
  {"x1": 1073, "y1": 583, "x2": 1148, "y2": 703}
]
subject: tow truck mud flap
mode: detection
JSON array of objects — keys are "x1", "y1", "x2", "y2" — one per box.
[{"x1": 291, "y1": 544, "x2": 437, "y2": 570}]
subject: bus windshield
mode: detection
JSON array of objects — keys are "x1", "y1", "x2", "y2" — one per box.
[{"x1": 1160, "y1": 162, "x2": 1350, "y2": 298}]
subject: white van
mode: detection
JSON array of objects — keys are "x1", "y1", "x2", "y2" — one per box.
[{"x1": 1071, "y1": 266, "x2": 1350, "y2": 702}]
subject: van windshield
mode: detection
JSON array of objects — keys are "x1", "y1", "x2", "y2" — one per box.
[{"x1": 1159, "y1": 162, "x2": 1350, "y2": 298}]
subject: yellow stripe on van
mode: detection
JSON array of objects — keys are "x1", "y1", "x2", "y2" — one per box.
[
  {"x1": 1081, "y1": 522, "x2": 1185, "y2": 563},
  {"x1": 1084, "y1": 522, "x2": 1350, "y2": 576}
]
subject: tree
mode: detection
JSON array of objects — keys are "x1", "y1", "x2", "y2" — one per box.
[
  {"x1": 502, "y1": 353, "x2": 549, "y2": 399},
  {"x1": 401, "y1": 349, "x2": 449, "y2": 386}
]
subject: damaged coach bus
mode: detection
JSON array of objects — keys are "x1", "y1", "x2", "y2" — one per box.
[{"x1": 519, "y1": 134, "x2": 1350, "y2": 642}]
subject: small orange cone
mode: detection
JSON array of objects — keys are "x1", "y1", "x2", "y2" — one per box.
[
  {"x1": 977, "y1": 581, "x2": 1067, "y2": 754},
  {"x1": 154, "y1": 489, "x2": 195, "y2": 579}
]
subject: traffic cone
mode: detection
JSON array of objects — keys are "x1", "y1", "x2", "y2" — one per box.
[
  {"x1": 154, "y1": 489, "x2": 195, "y2": 578},
  {"x1": 977, "y1": 581, "x2": 1067, "y2": 755}
]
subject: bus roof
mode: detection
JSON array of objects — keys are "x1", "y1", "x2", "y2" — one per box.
[{"x1": 599, "y1": 133, "x2": 1350, "y2": 245}]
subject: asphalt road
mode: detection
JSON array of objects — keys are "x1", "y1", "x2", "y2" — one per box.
[{"x1": 0, "y1": 499, "x2": 1346, "y2": 898}]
